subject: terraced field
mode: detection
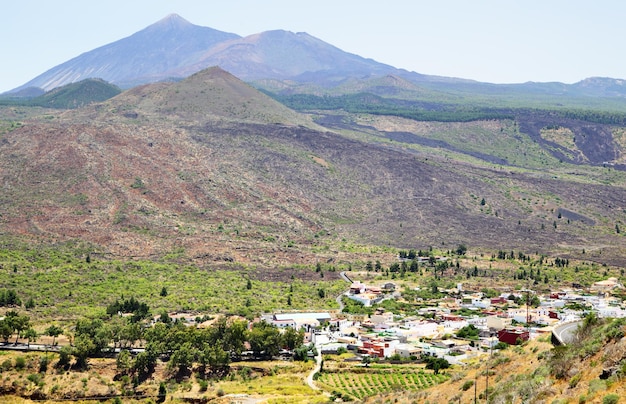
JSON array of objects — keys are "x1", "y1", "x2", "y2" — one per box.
[{"x1": 317, "y1": 367, "x2": 448, "y2": 400}]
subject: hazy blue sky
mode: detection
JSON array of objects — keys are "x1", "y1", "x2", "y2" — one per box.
[{"x1": 1, "y1": 0, "x2": 624, "y2": 92}]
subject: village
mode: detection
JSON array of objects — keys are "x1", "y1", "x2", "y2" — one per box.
[{"x1": 244, "y1": 274, "x2": 626, "y2": 365}]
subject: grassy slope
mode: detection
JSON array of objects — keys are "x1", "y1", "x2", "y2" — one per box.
[{"x1": 0, "y1": 244, "x2": 346, "y2": 324}]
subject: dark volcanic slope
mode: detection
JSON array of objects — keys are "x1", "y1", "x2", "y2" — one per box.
[{"x1": 1, "y1": 68, "x2": 626, "y2": 265}]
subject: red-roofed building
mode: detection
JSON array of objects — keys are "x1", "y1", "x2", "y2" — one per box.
[{"x1": 497, "y1": 328, "x2": 529, "y2": 345}]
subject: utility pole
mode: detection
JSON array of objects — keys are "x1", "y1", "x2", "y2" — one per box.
[
  {"x1": 485, "y1": 331, "x2": 493, "y2": 403},
  {"x1": 474, "y1": 374, "x2": 478, "y2": 403},
  {"x1": 485, "y1": 349, "x2": 489, "y2": 402}
]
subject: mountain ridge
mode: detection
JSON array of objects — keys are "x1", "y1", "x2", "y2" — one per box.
[{"x1": 8, "y1": 13, "x2": 626, "y2": 103}]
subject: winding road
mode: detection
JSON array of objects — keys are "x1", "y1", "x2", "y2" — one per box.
[
  {"x1": 552, "y1": 320, "x2": 582, "y2": 345},
  {"x1": 305, "y1": 271, "x2": 353, "y2": 393}
]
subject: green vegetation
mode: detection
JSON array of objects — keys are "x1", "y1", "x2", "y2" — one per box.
[
  {"x1": 272, "y1": 92, "x2": 626, "y2": 125},
  {"x1": 549, "y1": 314, "x2": 626, "y2": 380},
  {"x1": 318, "y1": 366, "x2": 448, "y2": 400},
  {"x1": 0, "y1": 79, "x2": 121, "y2": 109},
  {"x1": 0, "y1": 244, "x2": 345, "y2": 320},
  {"x1": 456, "y1": 324, "x2": 480, "y2": 340}
]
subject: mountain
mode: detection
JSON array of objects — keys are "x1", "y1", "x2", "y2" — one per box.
[
  {"x1": 2, "y1": 66, "x2": 626, "y2": 267},
  {"x1": 9, "y1": 14, "x2": 626, "y2": 107},
  {"x1": 0, "y1": 79, "x2": 121, "y2": 109},
  {"x1": 9, "y1": 14, "x2": 403, "y2": 93},
  {"x1": 32, "y1": 78, "x2": 121, "y2": 108},
  {"x1": 100, "y1": 66, "x2": 319, "y2": 127},
  {"x1": 167, "y1": 29, "x2": 400, "y2": 83},
  {"x1": 12, "y1": 14, "x2": 240, "y2": 92}
]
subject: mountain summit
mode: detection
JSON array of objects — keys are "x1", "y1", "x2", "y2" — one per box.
[
  {"x1": 13, "y1": 14, "x2": 241, "y2": 91},
  {"x1": 9, "y1": 14, "x2": 626, "y2": 100},
  {"x1": 11, "y1": 14, "x2": 401, "y2": 93}
]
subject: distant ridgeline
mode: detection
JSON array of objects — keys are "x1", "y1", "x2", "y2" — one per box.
[
  {"x1": 270, "y1": 92, "x2": 626, "y2": 125},
  {"x1": 0, "y1": 79, "x2": 121, "y2": 109}
]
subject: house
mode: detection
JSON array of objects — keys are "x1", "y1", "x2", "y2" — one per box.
[
  {"x1": 359, "y1": 339, "x2": 399, "y2": 358},
  {"x1": 273, "y1": 312, "x2": 331, "y2": 323},
  {"x1": 382, "y1": 282, "x2": 397, "y2": 292},
  {"x1": 486, "y1": 315, "x2": 513, "y2": 331},
  {"x1": 480, "y1": 336, "x2": 500, "y2": 349},
  {"x1": 272, "y1": 319, "x2": 297, "y2": 329},
  {"x1": 418, "y1": 341, "x2": 451, "y2": 358},
  {"x1": 272, "y1": 312, "x2": 331, "y2": 331},
  {"x1": 507, "y1": 307, "x2": 533, "y2": 324},
  {"x1": 347, "y1": 292, "x2": 383, "y2": 307},
  {"x1": 328, "y1": 317, "x2": 350, "y2": 332},
  {"x1": 394, "y1": 343, "x2": 421, "y2": 358},
  {"x1": 311, "y1": 331, "x2": 330, "y2": 345},
  {"x1": 541, "y1": 298, "x2": 565, "y2": 308},
  {"x1": 441, "y1": 319, "x2": 469, "y2": 335},
  {"x1": 497, "y1": 328, "x2": 529, "y2": 345},
  {"x1": 403, "y1": 320, "x2": 439, "y2": 338},
  {"x1": 534, "y1": 315, "x2": 558, "y2": 326},
  {"x1": 590, "y1": 277, "x2": 624, "y2": 294},
  {"x1": 370, "y1": 309, "x2": 394, "y2": 325},
  {"x1": 350, "y1": 282, "x2": 366, "y2": 294}
]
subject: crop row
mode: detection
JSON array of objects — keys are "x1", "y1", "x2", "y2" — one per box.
[{"x1": 318, "y1": 369, "x2": 448, "y2": 400}]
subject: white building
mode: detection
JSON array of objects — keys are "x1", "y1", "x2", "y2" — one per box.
[
  {"x1": 272, "y1": 312, "x2": 331, "y2": 331},
  {"x1": 486, "y1": 316, "x2": 513, "y2": 331},
  {"x1": 394, "y1": 343, "x2": 421, "y2": 358},
  {"x1": 371, "y1": 310, "x2": 394, "y2": 325},
  {"x1": 403, "y1": 320, "x2": 439, "y2": 338}
]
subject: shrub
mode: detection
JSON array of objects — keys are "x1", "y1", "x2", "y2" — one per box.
[
  {"x1": 198, "y1": 379, "x2": 208, "y2": 392},
  {"x1": 461, "y1": 380, "x2": 474, "y2": 391},
  {"x1": 494, "y1": 342, "x2": 509, "y2": 350},
  {"x1": 588, "y1": 379, "x2": 606, "y2": 394},
  {"x1": 602, "y1": 394, "x2": 619, "y2": 404},
  {"x1": 14, "y1": 356, "x2": 26, "y2": 370},
  {"x1": 57, "y1": 346, "x2": 72, "y2": 369},
  {"x1": 157, "y1": 382, "x2": 167, "y2": 402},
  {"x1": 39, "y1": 356, "x2": 48, "y2": 373},
  {"x1": 569, "y1": 372, "x2": 582, "y2": 388},
  {"x1": 27, "y1": 373, "x2": 42, "y2": 385}
]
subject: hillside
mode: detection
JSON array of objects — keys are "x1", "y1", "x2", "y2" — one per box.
[
  {"x1": 361, "y1": 317, "x2": 626, "y2": 404},
  {"x1": 31, "y1": 79, "x2": 121, "y2": 109},
  {"x1": 101, "y1": 67, "x2": 319, "y2": 127},
  {"x1": 1, "y1": 67, "x2": 626, "y2": 267},
  {"x1": 0, "y1": 79, "x2": 121, "y2": 109}
]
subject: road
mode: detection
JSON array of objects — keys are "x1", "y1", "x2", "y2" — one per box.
[
  {"x1": 336, "y1": 271, "x2": 352, "y2": 312},
  {"x1": 0, "y1": 342, "x2": 61, "y2": 352},
  {"x1": 306, "y1": 349, "x2": 323, "y2": 391},
  {"x1": 552, "y1": 320, "x2": 582, "y2": 345},
  {"x1": 305, "y1": 271, "x2": 353, "y2": 394}
]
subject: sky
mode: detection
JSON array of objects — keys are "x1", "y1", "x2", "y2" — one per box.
[{"x1": 1, "y1": 0, "x2": 625, "y2": 92}]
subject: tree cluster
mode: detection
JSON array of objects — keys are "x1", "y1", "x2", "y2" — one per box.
[
  {"x1": 0, "y1": 289, "x2": 21, "y2": 307},
  {"x1": 455, "y1": 324, "x2": 480, "y2": 340},
  {"x1": 65, "y1": 314, "x2": 305, "y2": 379},
  {"x1": 0, "y1": 311, "x2": 32, "y2": 344},
  {"x1": 423, "y1": 356, "x2": 450, "y2": 374},
  {"x1": 106, "y1": 297, "x2": 150, "y2": 322}
]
